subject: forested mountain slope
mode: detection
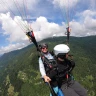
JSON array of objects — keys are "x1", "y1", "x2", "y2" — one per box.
[{"x1": 0, "y1": 36, "x2": 96, "y2": 96}]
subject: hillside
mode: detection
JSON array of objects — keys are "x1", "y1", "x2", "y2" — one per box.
[{"x1": 0, "y1": 36, "x2": 96, "y2": 96}]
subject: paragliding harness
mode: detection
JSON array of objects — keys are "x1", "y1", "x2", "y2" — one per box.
[
  {"x1": 26, "y1": 30, "x2": 57, "y2": 96},
  {"x1": 55, "y1": 53, "x2": 75, "y2": 89},
  {"x1": 40, "y1": 52, "x2": 58, "y2": 74},
  {"x1": 65, "y1": 60, "x2": 75, "y2": 88}
]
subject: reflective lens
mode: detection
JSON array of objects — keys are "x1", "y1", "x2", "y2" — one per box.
[{"x1": 42, "y1": 47, "x2": 47, "y2": 49}]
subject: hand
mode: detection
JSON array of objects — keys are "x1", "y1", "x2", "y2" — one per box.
[{"x1": 43, "y1": 75, "x2": 51, "y2": 83}]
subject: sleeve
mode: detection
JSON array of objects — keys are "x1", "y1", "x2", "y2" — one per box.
[
  {"x1": 39, "y1": 57, "x2": 46, "y2": 77},
  {"x1": 68, "y1": 60, "x2": 75, "y2": 72}
]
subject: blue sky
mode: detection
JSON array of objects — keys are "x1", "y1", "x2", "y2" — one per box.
[{"x1": 0, "y1": 0, "x2": 96, "y2": 55}]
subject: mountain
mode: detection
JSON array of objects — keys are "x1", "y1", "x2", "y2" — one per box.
[{"x1": 0, "y1": 36, "x2": 96, "y2": 96}]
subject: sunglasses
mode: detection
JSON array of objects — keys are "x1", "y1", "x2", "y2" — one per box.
[{"x1": 42, "y1": 47, "x2": 48, "y2": 49}]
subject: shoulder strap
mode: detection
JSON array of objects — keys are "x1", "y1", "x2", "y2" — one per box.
[{"x1": 49, "y1": 51, "x2": 54, "y2": 56}]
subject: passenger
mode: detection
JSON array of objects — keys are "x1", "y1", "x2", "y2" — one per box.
[{"x1": 39, "y1": 43, "x2": 64, "y2": 96}]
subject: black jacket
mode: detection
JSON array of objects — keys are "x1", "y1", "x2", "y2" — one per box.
[
  {"x1": 56, "y1": 59, "x2": 75, "y2": 86},
  {"x1": 46, "y1": 58, "x2": 75, "y2": 87}
]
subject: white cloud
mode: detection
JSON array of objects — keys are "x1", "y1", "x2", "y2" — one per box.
[
  {"x1": 0, "y1": 12, "x2": 28, "y2": 43},
  {"x1": 73, "y1": 10, "x2": 96, "y2": 36},
  {"x1": 0, "y1": 0, "x2": 96, "y2": 55},
  {"x1": 70, "y1": 21, "x2": 86, "y2": 37},
  {"x1": 84, "y1": 16, "x2": 96, "y2": 30},
  {"x1": 70, "y1": 11, "x2": 96, "y2": 36},
  {"x1": 79, "y1": 10, "x2": 96, "y2": 18},
  {"x1": 0, "y1": 11, "x2": 96, "y2": 54},
  {"x1": 0, "y1": 15, "x2": 66, "y2": 54},
  {"x1": 0, "y1": 14, "x2": 65, "y2": 43},
  {"x1": 52, "y1": 0, "x2": 78, "y2": 8},
  {"x1": 31, "y1": 16, "x2": 66, "y2": 41},
  {"x1": 0, "y1": 43, "x2": 28, "y2": 55}
]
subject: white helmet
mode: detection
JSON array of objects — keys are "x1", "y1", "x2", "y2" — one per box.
[{"x1": 54, "y1": 44, "x2": 70, "y2": 56}]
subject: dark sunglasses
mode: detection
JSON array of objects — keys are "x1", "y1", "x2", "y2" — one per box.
[{"x1": 42, "y1": 47, "x2": 48, "y2": 49}]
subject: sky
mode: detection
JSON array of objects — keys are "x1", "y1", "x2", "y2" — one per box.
[{"x1": 0, "y1": 0, "x2": 96, "y2": 55}]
